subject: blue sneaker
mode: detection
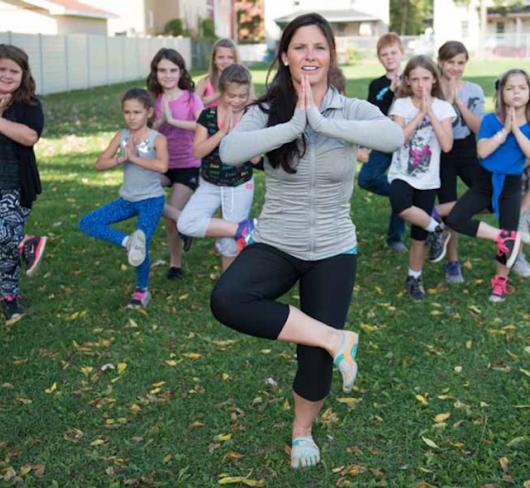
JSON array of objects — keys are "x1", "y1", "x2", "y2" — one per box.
[
  {"x1": 235, "y1": 218, "x2": 256, "y2": 252},
  {"x1": 445, "y1": 261, "x2": 464, "y2": 284}
]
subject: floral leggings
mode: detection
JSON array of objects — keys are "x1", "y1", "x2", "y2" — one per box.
[{"x1": 0, "y1": 189, "x2": 30, "y2": 297}]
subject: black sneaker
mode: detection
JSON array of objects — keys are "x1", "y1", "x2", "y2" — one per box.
[
  {"x1": 428, "y1": 226, "x2": 451, "y2": 263},
  {"x1": 179, "y1": 232, "x2": 193, "y2": 252},
  {"x1": 167, "y1": 267, "x2": 184, "y2": 280},
  {"x1": 20, "y1": 236, "x2": 47, "y2": 277},
  {"x1": 495, "y1": 230, "x2": 521, "y2": 268},
  {"x1": 2, "y1": 295, "x2": 24, "y2": 324},
  {"x1": 406, "y1": 275, "x2": 426, "y2": 301}
]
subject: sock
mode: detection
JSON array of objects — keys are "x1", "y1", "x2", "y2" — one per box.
[
  {"x1": 122, "y1": 236, "x2": 129, "y2": 248},
  {"x1": 426, "y1": 218, "x2": 439, "y2": 233},
  {"x1": 408, "y1": 268, "x2": 422, "y2": 279},
  {"x1": 291, "y1": 436, "x2": 320, "y2": 469},
  {"x1": 431, "y1": 207, "x2": 441, "y2": 222}
]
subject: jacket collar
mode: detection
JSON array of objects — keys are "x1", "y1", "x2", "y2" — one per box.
[{"x1": 320, "y1": 86, "x2": 343, "y2": 111}]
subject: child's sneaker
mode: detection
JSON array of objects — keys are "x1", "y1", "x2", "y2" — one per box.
[
  {"x1": 405, "y1": 275, "x2": 425, "y2": 301},
  {"x1": 126, "y1": 289, "x2": 151, "y2": 309},
  {"x1": 489, "y1": 275, "x2": 512, "y2": 303},
  {"x1": 127, "y1": 230, "x2": 146, "y2": 267},
  {"x1": 2, "y1": 295, "x2": 24, "y2": 325},
  {"x1": 235, "y1": 218, "x2": 256, "y2": 252},
  {"x1": 445, "y1": 260, "x2": 464, "y2": 284},
  {"x1": 19, "y1": 235, "x2": 47, "y2": 277},
  {"x1": 495, "y1": 230, "x2": 520, "y2": 268},
  {"x1": 512, "y1": 251, "x2": 530, "y2": 278},
  {"x1": 428, "y1": 226, "x2": 451, "y2": 263}
]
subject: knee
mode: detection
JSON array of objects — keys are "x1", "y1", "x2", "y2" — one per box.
[
  {"x1": 357, "y1": 168, "x2": 373, "y2": 191},
  {"x1": 210, "y1": 279, "x2": 242, "y2": 327},
  {"x1": 445, "y1": 211, "x2": 461, "y2": 232},
  {"x1": 79, "y1": 214, "x2": 93, "y2": 235},
  {"x1": 177, "y1": 211, "x2": 204, "y2": 237}
]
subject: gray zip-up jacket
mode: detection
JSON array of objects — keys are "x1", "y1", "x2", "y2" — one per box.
[{"x1": 220, "y1": 87, "x2": 404, "y2": 260}]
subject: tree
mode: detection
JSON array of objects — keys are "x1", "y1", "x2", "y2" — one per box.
[
  {"x1": 390, "y1": 0, "x2": 433, "y2": 35},
  {"x1": 235, "y1": 0, "x2": 264, "y2": 43}
]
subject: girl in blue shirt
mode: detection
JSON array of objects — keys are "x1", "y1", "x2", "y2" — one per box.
[{"x1": 447, "y1": 69, "x2": 530, "y2": 302}]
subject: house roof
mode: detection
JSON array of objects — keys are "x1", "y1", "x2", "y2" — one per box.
[
  {"x1": 275, "y1": 9, "x2": 380, "y2": 26},
  {"x1": 21, "y1": 0, "x2": 117, "y2": 19},
  {"x1": 488, "y1": 5, "x2": 530, "y2": 18}
]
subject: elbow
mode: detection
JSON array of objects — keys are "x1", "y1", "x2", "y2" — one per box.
[
  {"x1": 442, "y1": 141, "x2": 453, "y2": 153},
  {"x1": 384, "y1": 125, "x2": 405, "y2": 152},
  {"x1": 21, "y1": 130, "x2": 39, "y2": 147},
  {"x1": 192, "y1": 146, "x2": 202, "y2": 159},
  {"x1": 477, "y1": 148, "x2": 487, "y2": 160},
  {"x1": 158, "y1": 161, "x2": 169, "y2": 174}
]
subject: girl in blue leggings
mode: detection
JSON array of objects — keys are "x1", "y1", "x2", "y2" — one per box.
[{"x1": 79, "y1": 88, "x2": 168, "y2": 308}]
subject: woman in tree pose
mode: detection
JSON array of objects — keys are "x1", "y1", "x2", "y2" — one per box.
[{"x1": 211, "y1": 13, "x2": 403, "y2": 469}]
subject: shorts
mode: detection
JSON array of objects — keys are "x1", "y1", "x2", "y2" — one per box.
[{"x1": 163, "y1": 168, "x2": 199, "y2": 191}]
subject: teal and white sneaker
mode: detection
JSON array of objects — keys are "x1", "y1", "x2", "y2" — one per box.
[{"x1": 291, "y1": 436, "x2": 320, "y2": 469}]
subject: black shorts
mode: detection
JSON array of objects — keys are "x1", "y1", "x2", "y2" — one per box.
[{"x1": 163, "y1": 168, "x2": 199, "y2": 191}]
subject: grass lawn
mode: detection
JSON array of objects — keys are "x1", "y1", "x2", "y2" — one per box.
[{"x1": 1, "y1": 59, "x2": 530, "y2": 487}]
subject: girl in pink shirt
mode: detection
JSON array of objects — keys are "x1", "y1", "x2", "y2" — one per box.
[{"x1": 147, "y1": 48, "x2": 204, "y2": 280}]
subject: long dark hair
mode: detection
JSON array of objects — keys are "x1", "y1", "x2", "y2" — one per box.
[
  {"x1": 254, "y1": 13, "x2": 336, "y2": 173},
  {"x1": 0, "y1": 44, "x2": 37, "y2": 105},
  {"x1": 146, "y1": 48, "x2": 194, "y2": 99}
]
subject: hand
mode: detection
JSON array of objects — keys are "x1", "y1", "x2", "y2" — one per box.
[
  {"x1": 356, "y1": 148, "x2": 370, "y2": 164},
  {"x1": 295, "y1": 75, "x2": 306, "y2": 111},
  {"x1": 220, "y1": 109, "x2": 233, "y2": 135},
  {"x1": 124, "y1": 137, "x2": 138, "y2": 161},
  {"x1": 509, "y1": 106, "x2": 518, "y2": 133},
  {"x1": 162, "y1": 96, "x2": 173, "y2": 123},
  {"x1": 390, "y1": 72, "x2": 400, "y2": 92},
  {"x1": 504, "y1": 107, "x2": 514, "y2": 133},
  {"x1": 420, "y1": 92, "x2": 431, "y2": 115},
  {"x1": 303, "y1": 74, "x2": 316, "y2": 109},
  {"x1": 0, "y1": 93, "x2": 11, "y2": 116}
]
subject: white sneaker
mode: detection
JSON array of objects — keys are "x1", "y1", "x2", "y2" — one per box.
[
  {"x1": 519, "y1": 211, "x2": 530, "y2": 244},
  {"x1": 513, "y1": 251, "x2": 530, "y2": 278},
  {"x1": 126, "y1": 229, "x2": 146, "y2": 267}
]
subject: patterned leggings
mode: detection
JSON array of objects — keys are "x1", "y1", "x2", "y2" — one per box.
[
  {"x1": 0, "y1": 190, "x2": 30, "y2": 297},
  {"x1": 79, "y1": 196, "x2": 164, "y2": 289}
]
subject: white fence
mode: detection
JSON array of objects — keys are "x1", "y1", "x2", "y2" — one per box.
[{"x1": 0, "y1": 31, "x2": 191, "y2": 95}]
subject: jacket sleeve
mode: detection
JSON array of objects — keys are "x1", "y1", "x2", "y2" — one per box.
[
  {"x1": 307, "y1": 99, "x2": 404, "y2": 153},
  {"x1": 220, "y1": 105, "x2": 306, "y2": 166}
]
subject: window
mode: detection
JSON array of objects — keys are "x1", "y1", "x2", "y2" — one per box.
[
  {"x1": 496, "y1": 21, "x2": 505, "y2": 34},
  {"x1": 337, "y1": 23, "x2": 346, "y2": 36}
]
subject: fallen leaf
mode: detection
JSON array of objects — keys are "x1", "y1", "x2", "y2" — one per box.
[
  {"x1": 499, "y1": 457, "x2": 510, "y2": 473},
  {"x1": 520, "y1": 368, "x2": 530, "y2": 378},
  {"x1": 218, "y1": 476, "x2": 265, "y2": 487},
  {"x1": 45, "y1": 382, "x2": 58, "y2": 394},
  {"x1": 415, "y1": 394, "x2": 429, "y2": 406},
  {"x1": 182, "y1": 353, "x2": 202, "y2": 360},
  {"x1": 434, "y1": 412, "x2": 451, "y2": 423},
  {"x1": 359, "y1": 323, "x2": 378, "y2": 333},
  {"x1": 214, "y1": 433, "x2": 232, "y2": 442},
  {"x1": 421, "y1": 437, "x2": 439, "y2": 449},
  {"x1": 165, "y1": 360, "x2": 177, "y2": 367},
  {"x1": 117, "y1": 362, "x2": 127, "y2": 373}
]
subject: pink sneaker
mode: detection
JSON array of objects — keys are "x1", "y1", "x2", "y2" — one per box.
[
  {"x1": 126, "y1": 289, "x2": 151, "y2": 308},
  {"x1": 19, "y1": 235, "x2": 47, "y2": 277},
  {"x1": 489, "y1": 275, "x2": 513, "y2": 303},
  {"x1": 495, "y1": 230, "x2": 520, "y2": 268}
]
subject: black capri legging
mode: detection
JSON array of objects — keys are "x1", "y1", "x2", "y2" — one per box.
[
  {"x1": 438, "y1": 134, "x2": 479, "y2": 204},
  {"x1": 389, "y1": 179, "x2": 437, "y2": 241},
  {"x1": 210, "y1": 243, "x2": 357, "y2": 402},
  {"x1": 447, "y1": 166, "x2": 521, "y2": 237}
]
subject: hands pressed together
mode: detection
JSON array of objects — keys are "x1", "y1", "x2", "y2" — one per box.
[{"x1": 295, "y1": 73, "x2": 316, "y2": 111}]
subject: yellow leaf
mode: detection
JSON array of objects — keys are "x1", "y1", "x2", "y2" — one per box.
[
  {"x1": 359, "y1": 323, "x2": 378, "y2": 333},
  {"x1": 468, "y1": 305, "x2": 481, "y2": 315},
  {"x1": 283, "y1": 398, "x2": 291, "y2": 410},
  {"x1": 90, "y1": 438, "x2": 106, "y2": 446},
  {"x1": 165, "y1": 360, "x2": 177, "y2": 367},
  {"x1": 214, "y1": 433, "x2": 232, "y2": 442},
  {"x1": 260, "y1": 349, "x2": 272, "y2": 354},
  {"x1": 523, "y1": 480, "x2": 530, "y2": 488},
  {"x1": 225, "y1": 451, "x2": 243, "y2": 460},
  {"x1": 178, "y1": 293, "x2": 188, "y2": 300},
  {"x1": 19, "y1": 465, "x2": 32, "y2": 476},
  {"x1": 343, "y1": 464, "x2": 366, "y2": 475},
  {"x1": 130, "y1": 403, "x2": 142, "y2": 413},
  {"x1": 434, "y1": 412, "x2": 451, "y2": 423},
  {"x1": 222, "y1": 373, "x2": 230, "y2": 380},
  {"x1": 190, "y1": 421, "x2": 204, "y2": 429},
  {"x1": 499, "y1": 456, "x2": 510, "y2": 473},
  {"x1": 45, "y1": 382, "x2": 58, "y2": 394},
  {"x1": 117, "y1": 362, "x2": 127, "y2": 373},
  {"x1": 415, "y1": 482, "x2": 436, "y2": 488},
  {"x1": 218, "y1": 477, "x2": 265, "y2": 487},
  {"x1": 421, "y1": 436, "x2": 439, "y2": 449},
  {"x1": 520, "y1": 368, "x2": 530, "y2": 377},
  {"x1": 151, "y1": 381, "x2": 166, "y2": 388},
  {"x1": 80, "y1": 366, "x2": 93, "y2": 375},
  {"x1": 163, "y1": 453, "x2": 173, "y2": 463},
  {"x1": 465, "y1": 340, "x2": 472, "y2": 349},
  {"x1": 454, "y1": 366, "x2": 463, "y2": 373},
  {"x1": 415, "y1": 394, "x2": 429, "y2": 405},
  {"x1": 337, "y1": 397, "x2": 361, "y2": 406},
  {"x1": 182, "y1": 353, "x2": 202, "y2": 360}
]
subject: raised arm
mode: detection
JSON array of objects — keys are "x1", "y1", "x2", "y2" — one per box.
[{"x1": 220, "y1": 105, "x2": 307, "y2": 165}]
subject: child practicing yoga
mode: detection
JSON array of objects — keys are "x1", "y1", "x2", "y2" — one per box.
[
  {"x1": 177, "y1": 64, "x2": 259, "y2": 271},
  {"x1": 447, "y1": 69, "x2": 530, "y2": 302},
  {"x1": 79, "y1": 88, "x2": 168, "y2": 308},
  {"x1": 388, "y1": 55, "x2": 456, "y2": 301}
]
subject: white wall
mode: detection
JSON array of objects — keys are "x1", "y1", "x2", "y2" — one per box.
[
  {"x1": 0, "y1": 31, "x2": 191, "y2": 95},
  {"x1": 88, "y1": 0, "x2": 146, "y2": 35}
]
